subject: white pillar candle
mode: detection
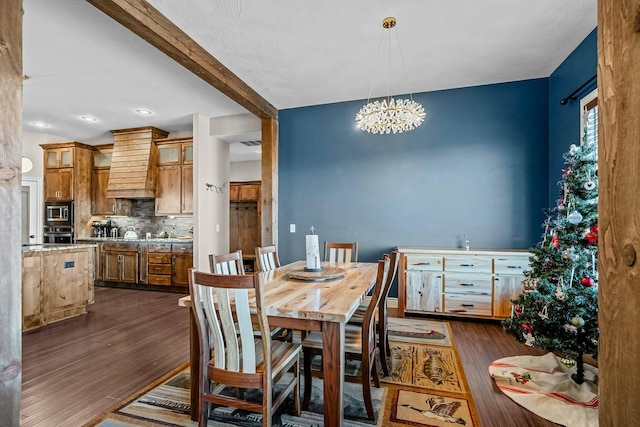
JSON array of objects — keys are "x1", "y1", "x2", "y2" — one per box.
[{"x1": 306, "y1": 234, "x2": 320, "y2": 271}]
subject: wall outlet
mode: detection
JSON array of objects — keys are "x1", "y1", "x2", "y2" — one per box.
[
  {"x1": 216, "y1": 224, "x2": 220, "y2": 232},
  {"x1": 289, "y1": 224, "x2": 296, "y2": 233}
]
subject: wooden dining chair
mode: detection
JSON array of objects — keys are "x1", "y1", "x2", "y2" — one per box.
[
  {"x1": 302, "y1": 254, "x2": 390, "y2": 420},
  {"x1": 323, "y1": 241, "x2": 358, "y2": 263},
  {"x1": 209, "y1": 250, "x2": 245, "y2": 275},
  {"x1": 189, "y1": 269, "x2": 301, "y2": 426},
  {"x1": 255, "y1": 245, "x2": 281, "y2": 272},
  {"x1": 348, "y1": 249, "x2": 399, "y2": 376}
]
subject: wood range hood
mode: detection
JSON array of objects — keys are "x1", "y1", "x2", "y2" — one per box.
[{"x1": 106, "y1": 126, "x2": 169, "y2": 199}]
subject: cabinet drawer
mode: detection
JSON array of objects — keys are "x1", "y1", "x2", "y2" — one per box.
[
  {"x1": 443, "y1": 273, "x2": 493, "y2": 296},
  {"x1": 444, "y1": 293, "x2": 492, "y2": 316},
  {"x1": 172, "y1": 243, "x2": 193, "y2": 254},
  {"x1": 148, "y1": 244, "x2": 171, "y2": 252},
  {"x1": 444, "y1": 256, "x2": 492, "y2": 273},
  {"x1": 405, "y1": 255, "x2": 443, "y2": 272},
  {"x1": 494, "y1": 256, "x2": 529, "y2": 275},
  {"x1": 103, "y1": 242, "x2": 138, "y2": 252},
  {"x1": 148, "y1": 274, "x2": 172, "y2": 286},
  {"x1": 149, "y1": 253, "x2": 172, "y2": 263},
  {"x1": 149, "y1": 264, "x2": 171, "y2": 275}
]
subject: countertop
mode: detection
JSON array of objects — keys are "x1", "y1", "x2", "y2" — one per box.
[
  {"x1": 76, "y1": 237, "x2": 193, "y2": 244},
  {"x1": 22, "y1": 243, "x2": 98, "y2": 253}
]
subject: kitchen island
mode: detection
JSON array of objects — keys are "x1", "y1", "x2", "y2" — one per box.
[{"x1": 22, "y1": 243, "x2": 97, "y2": 331}]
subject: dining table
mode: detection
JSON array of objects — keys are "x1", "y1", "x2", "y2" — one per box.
[{"x1": 178, "y1": 260, "x2": 379, "y2": 427}]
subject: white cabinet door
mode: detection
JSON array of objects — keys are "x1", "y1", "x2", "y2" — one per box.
[
  {"x1": 493, "y1": 274, "x2": 525, "y2": 318},
  {"x1": 406, "y1": 270, "x2": 443, "y2": 313}
]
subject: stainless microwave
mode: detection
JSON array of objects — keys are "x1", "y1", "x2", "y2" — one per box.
[{"x1": 45, "y1": 201, "x2": 73, "y2": 226}]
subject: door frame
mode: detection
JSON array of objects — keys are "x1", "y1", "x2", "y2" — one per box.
[{"x1": 22, "y1": 178, "x2": 42, "y2": 244}]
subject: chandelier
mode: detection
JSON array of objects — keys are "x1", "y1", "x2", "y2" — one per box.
[{"x1": 355, "y1": 17, "x2": 425, "y2": 135}]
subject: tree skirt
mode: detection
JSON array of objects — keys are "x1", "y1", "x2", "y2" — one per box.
[{"x1": 489, "y1": 353, "x2": 598, "y2": 427}]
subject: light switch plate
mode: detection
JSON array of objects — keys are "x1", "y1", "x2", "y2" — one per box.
[{"x1": 290, "y1": 224, "x2": 296, "y2": 233}]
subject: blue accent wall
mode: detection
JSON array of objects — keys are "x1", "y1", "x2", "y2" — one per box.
[
  {"x1": 278, "y1": 79, "x2": 549, "y2": 296},
  {"x1": 548, "y1": 29, "x2": 598, "y2": 206}
]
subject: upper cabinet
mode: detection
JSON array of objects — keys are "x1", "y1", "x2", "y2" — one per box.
[
  {"x1": 155, "y1": 137, "x2": 193, "y2": 215},
  {"x1": 45, "y1": 147, "x2": 74, "y2": 168},
  {"x1": 230, "y1": 182, "x2": 260, "y2": 202},
  {"x1": 90, "y1": 144, "x2": 131, "y2": 216},
  {"x1": 41, "y1": 142, "x2": 92, "y2": 202}
]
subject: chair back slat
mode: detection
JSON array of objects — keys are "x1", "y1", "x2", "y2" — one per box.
[
  {"x1": 233, "y1": 288, "x2": 257, "y2": 373},
  {"x1": 255, "y1": 245, "x2": 281, "y2": 272},
  {"x1": 215, "y1": 287, "x2": 240, "y2": 371},
  {"x1": 324, "y1": 241, "x2": 358, "y2": 263}
]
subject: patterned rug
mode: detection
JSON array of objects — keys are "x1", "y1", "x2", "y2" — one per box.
[{"x1": 84, "y1": 318, "x2": 479, "y2": 427}]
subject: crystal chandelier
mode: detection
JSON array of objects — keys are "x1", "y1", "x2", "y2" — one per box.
[{"x1": 356, "y1": 17, "x2": 425, "y2": 135}]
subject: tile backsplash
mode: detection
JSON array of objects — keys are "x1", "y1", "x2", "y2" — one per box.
[{"x1": 98, "y1": 199, "x2": 193, "y2": 238}]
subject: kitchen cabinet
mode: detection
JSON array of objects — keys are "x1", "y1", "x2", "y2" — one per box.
[
  {"x1": 41, "y1": 142, "x2": 94, "y2": 238},
  {"x1": 103, "y1": 242, "x2": 139, "y2": 284},
  {"x1": 22, "y1": 252, "x2": 43, "y2": 330},
  {"x1": 171, "y1": 243, "x2": 193, "y2": 287},
  {"x1": 155, "y1": 137, "x2": 193, "y2": 215},
  {"x1": 397, "y1": 247, "x2": 530, "y2": 319},
  {"x1": 230, "y1": 182, "x2": 260, "y2": 202},
  {"x1": 44, "y1": 168, "x2": 73, "y2": 201},
  {"x1": 147, "y1": 243, "x2": 172, "y2": 286},
  {"x1": 45, "y1": 147, "x2": 74, "y2": 168},
  {"x1": 92, "y1": 169, "x2": 131, "y2": 216}
]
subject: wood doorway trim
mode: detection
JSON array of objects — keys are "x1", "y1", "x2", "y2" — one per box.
[
  {"x1": 0, "y1": 0, "x2": 23, "y2": 424},
  {"x1": 87, "y1": 0, "x2": 279, "y2": 245},
  {"x1": 598, "y1": 0, "x2": 640, "y2": 424}
]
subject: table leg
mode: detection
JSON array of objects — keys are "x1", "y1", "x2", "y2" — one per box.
[
  {"x1": 189, "y1": 308, "x2": 200, "y2": 421},
  {"x1": 322, "y1": 321, "x2": 345, "y2": 427}
]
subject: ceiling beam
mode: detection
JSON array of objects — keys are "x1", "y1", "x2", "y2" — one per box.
[{"x1": 87, "y1": 0, "x2": 278, "y2": 120}]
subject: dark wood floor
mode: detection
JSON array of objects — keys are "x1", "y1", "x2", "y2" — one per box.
[
  {"x1": 21, "y1": 287, "x2": 191, "y2": 427},
  {"x1": 22, "y1": 288, "x2": 556, "y2": 426}
]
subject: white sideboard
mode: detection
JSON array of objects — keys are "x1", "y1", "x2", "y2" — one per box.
[{"x1": 397, "y1": 247, "x2": 531, "y2": 319}]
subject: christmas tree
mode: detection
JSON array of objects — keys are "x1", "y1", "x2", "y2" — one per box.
[{"x1": 502, "y1": 107, "x2": 598, "y2": 384}]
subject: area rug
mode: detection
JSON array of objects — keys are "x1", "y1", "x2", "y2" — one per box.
[
  {"x1": 85, "y1": 363, "x2": 386, "y2": 427},
  {"x1": 387, "y1": 317, "x2": 452, "y2": 347},
  {"x1": 383, "y1": 342, "x2": 466, "y2": 394},
  {"x1": 489, "y1": 352, "x2": 599, "y2": 427},
  {"x1": 86, "y1": 318, "x2": 476, "y2": 427}
]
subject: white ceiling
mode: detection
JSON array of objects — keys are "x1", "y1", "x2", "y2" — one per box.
[{"x1": 23, "y1": 0, "x2": 597, "y2": 160}]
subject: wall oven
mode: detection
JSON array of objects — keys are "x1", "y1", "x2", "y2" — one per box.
[
  {"x1": 45, "y1": 201, "x2": 73, "y2": 226},
  {"x1": 43, "y1": 226, "x2": 74, "y2": 244}
]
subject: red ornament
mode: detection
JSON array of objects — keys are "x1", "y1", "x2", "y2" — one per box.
[
  {"x1": 550, "y1": 235, "x2": 559, "y2": 249},
  {"x1": 581, "y1": 277, "x2": 595, "y2": 287},
  {"x1": 521, "y1": 323, "x2": 533, "y2": 333},
  {"x1": 585, "y1": 224, "x2": 598, "y2": 243},
  {"x1": 515, "y1": 305, "x2": 523, "y2": 314}
]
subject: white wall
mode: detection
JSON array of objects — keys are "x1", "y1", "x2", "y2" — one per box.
[
  {"x1": 230, "y1": 160, "x2": 261, "y2": 182},
  {"x1": 193, "y1": 113, "x2": 230, "y2": 270}
]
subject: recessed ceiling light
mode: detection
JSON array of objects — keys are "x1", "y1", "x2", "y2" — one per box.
[
  {"x1": 135, "y1": 109, "x2": 153, "y2": 116},
  {"x1": 31, "y1": 121, "x2": 49, "y2": 128},
  {"x1": 80, "y1": 115, "x2": 98, "y2": 122}
]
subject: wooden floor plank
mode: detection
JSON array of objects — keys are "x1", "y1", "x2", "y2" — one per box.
[{"x1": 22, "y1": 288, "x2": 561, "y2": 426}]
